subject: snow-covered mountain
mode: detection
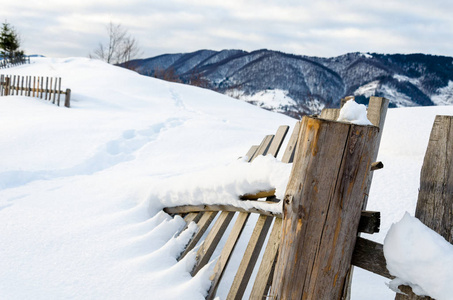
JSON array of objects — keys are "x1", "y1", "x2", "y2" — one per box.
[{"x1": 126, "y1": 50, "x2": 453, "y2": 117}]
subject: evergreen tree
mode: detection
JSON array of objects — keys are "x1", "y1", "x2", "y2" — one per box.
[{"x1": 0, "y1": 21, "x2": 23, "y2": 60}]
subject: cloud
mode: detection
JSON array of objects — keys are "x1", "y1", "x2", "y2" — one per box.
[{"x1": 3, "y1": 0, "x2": 453, "y2": 59}]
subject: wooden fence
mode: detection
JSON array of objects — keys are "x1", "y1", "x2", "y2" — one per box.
[
  {"x1": 163, "y1": 97, "x2": 453, "y2": 299},
  {"x1": 164, "y1": 97, "x2": 394, "y2": 299},
  {"x1": 0, "y1": 74, "x2": 71, "y2": 107},
  {"x1": 0, "y1": 55, "x2": 30, "y2": 69}
]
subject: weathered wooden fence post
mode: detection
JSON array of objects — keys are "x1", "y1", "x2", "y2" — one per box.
[
  {"x1": 5, "y1": 76, "x2": 10, "y2": 95},
  {"x1": 269, "y1": 116, "x2": 380, "y2": 300},
  {"x1": 0, "y1": 75, "x2": 4, "y2": 96},
  {"x1": 395, "y1": 115, "x2": 453, "y2": 300},
  {"x1": 64, "y1": 89, "x2": 71, "y2": 108}
]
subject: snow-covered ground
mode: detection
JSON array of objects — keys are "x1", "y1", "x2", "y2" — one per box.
[{"x1": 1, "y1": 58, "x2": 452, "y2": 299}]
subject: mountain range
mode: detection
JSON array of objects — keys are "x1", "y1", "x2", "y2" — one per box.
[{"x1": 125, "y1": 49, "x2": 453, "y2": 118}]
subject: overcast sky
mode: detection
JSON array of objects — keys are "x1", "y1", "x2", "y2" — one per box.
[{"x1": 4, "y1": 0, "x2": 453, "y2": 59}]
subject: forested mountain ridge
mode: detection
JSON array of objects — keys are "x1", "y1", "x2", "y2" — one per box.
[{"x1": 125, "y1": 49, "x2": 453, "y2": 117}]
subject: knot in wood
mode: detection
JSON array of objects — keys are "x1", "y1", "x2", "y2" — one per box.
[{"x1": 284, "y1": 195, "x2": 292, "y2": 205}]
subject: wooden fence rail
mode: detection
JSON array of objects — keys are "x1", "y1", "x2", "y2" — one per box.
[{"x1": 0, "y1": 74, "x2": 71, "y2": 107}]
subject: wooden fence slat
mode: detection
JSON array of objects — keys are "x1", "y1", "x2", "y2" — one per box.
[
  {"x1": 45, "y1": 77, "x2": 48, "y2": 99},
  {"x1": 53, "y1": 77, "x2": 57, "y2": 104},
  {"x1": 49, "y1": 77, "x2": 53, "y2": 101},
  {"x1": 207, "y1": 212, "x2": 250, "y2": 300},
  {"x1": 12, "y1": 75, "x2": 16, "y2": 95},
  {"x1": 57, "y1": 77, "x2": 61, "y2": 106},
  {"x1": 249, "y1": 217, "x2": 282, "y2": 299},
  {"x1": 20, "y1": 76, "x2": 24, "y2": 96},
  {"x1": 184, "y1": 212, "x2": 203, "y2": 224},
  {"x1": 5, "y1": 76, "x2": 10, "y2": 95},
  {"x1": 15, "y1": 75, "x2": 19, "y2": 95},
  {"x1": 37, "y1": 77, "x2": 40, "y2": 98},
  {"x1": 39, "y1": 76, "x2": 43, "y2": 98},
  {"x1": 245, "y1": 146, "x2": 259, "y2": 162},
  {"x1": 65, "y1": 89, "x2": 71, "y2": 107},
  {"x1": 175, "y1": 212, "x2": 204, "y2": 238},
  {"x1": 227, "y1": 215, "x2": 273, "y2": 300},
  {"x1": 414, "y1": 115, "x2": 453, "y2": 242},
  {"x1": 280, "y1": 121, "x2": 300, "y2": 163},
  {"x1": 178, "y1": 211, "x2": 218, "y2": 260},
  {"x1": 191, "y1": 211, "x2": 235, "y2": 276},
  {"x1": 267, "y1": 126, "x2": 289, "y2": 157},
  {"x1": 250, "y1": 135, "x2": 274, "y2": 161}
]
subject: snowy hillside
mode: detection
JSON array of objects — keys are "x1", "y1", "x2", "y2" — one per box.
[{"x1": 1, "y1": 58, "x2": 453, "y2": 299}]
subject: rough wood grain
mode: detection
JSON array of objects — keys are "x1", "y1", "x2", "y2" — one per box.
[
  {"x1": 415, "y1": 115, "x2": 453, "y2": 243},
  {"x1": 65, "y1": 89, "x2": 71, "y2": 107},
  {"x1": 320, "y1": 108, "x2": 340, "y2": 121},
  {"x1": 351, "y1": 237, "x2": 393, "y2": 279},
  {"x1": 395, "y1": 115, "x2": 453, "y2": 299},
  {"x1": 227, "y1": 215, "x2": 273, "y2": 300},
  {"x1": 5, "y1": 76, "x2": 10, "y2": 95},
  {"x1": 191, "y1": 211, "x2": 235, "y2": 276},
  {"x1": 250, "y1": 135, "x2": 274, "y2": 161},
  {"x1": 267, "y1": 125, "x2": 289, "y2": 157},
  {"x1": 0, "y1": 75, "x2": 3, "y2": 96},
  {"x1": 281, "y1": 121, "x2": 300, "y2": 163},
  {"x1": 343, "y1": 96, "x2": 388, "y2": 300},
  {"x1": 250, "y1": 217, "x2": 282, "y2": 300},
  {"x1": 269, "y1": 116, "x2": 379, "y2": 300},
  {"x1": 207, "y1": 212, "x2": 250, "y2": 300}
]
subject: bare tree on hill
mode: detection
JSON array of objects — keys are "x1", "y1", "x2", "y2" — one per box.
[{"x1": 90, "y1": 22, "x2": 141, "y2": 65}]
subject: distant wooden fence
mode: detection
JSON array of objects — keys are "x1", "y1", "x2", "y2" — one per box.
[
  {"x1": 0, "y1": 74, "x2": 71, "y2": 107},
  {"x1": 0, "y1": 55, "x2": 30, "y2": 69}
]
